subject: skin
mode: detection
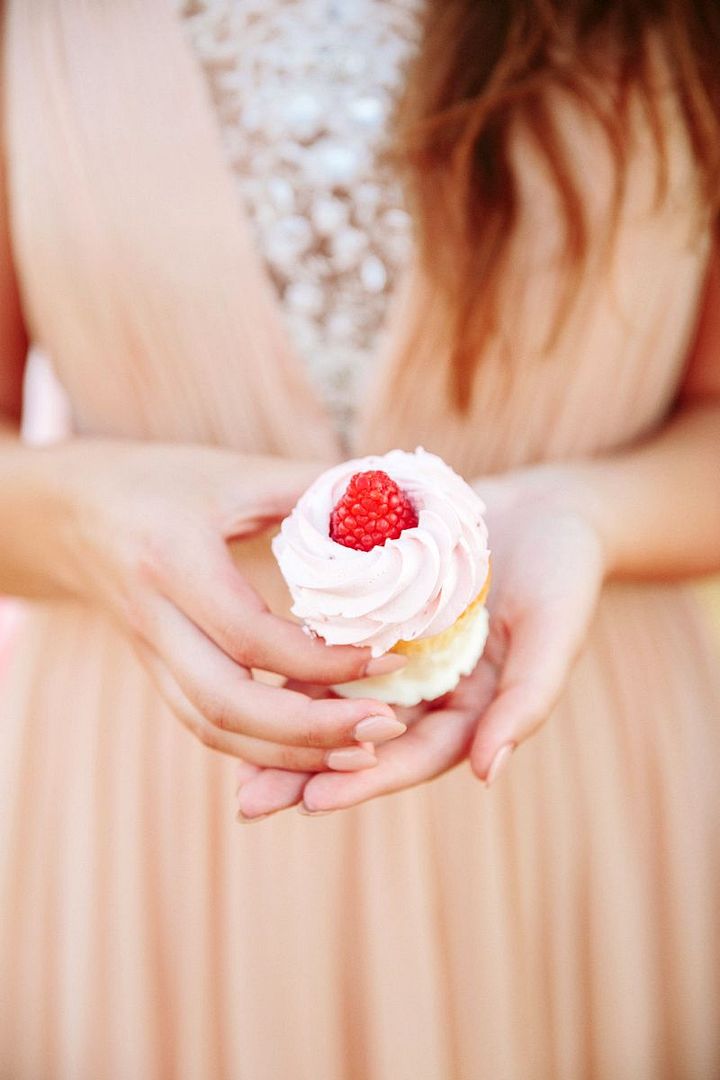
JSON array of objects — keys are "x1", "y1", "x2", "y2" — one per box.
[
  {"x1": 0, "y1": 435, "x2": 419, "y2": 771},
  {"x1": 0, "y1": 163, "x2": 719, "y2": 809},
  {"x1": 234, "y1": 253, "x2": 720, "y2": 818},
  {"x1": 0, "y1": 154, "x2": 407, "y2": 773}
]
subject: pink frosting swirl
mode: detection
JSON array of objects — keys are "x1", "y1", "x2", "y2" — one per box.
[{"x1": 272, "y1": 448, "x2": 490, "y2": 657}]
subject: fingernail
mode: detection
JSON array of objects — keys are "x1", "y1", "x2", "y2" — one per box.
[
  {"x1": 236, "y1": 809, "x2": 272, "y2": 824},
  {"x1": 485, "y1": 743, "x2": 515, "y2": 788},
  {"x1": 298, "y1": 804, "x2": 336, "y2": 817},
  {"x1": 353, "y1": 715, "x2": 407, "y2": 743},
  {"x1": 364, "y1": 653, "x2": 407, "y2": 677},
  {"x1": 325, "y1": 747, "x2": 377, "y2": 771}
]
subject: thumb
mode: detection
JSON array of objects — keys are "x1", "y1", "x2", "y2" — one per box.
[
  {"x1": 222, "y1": 456, "x2": 331, "y2": 538},
  {"x1": 470, "y1": 607, "x2": 575, "y2": 783}
]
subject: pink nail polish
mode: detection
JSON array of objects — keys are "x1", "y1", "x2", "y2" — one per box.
[
  {"x1": 487, "y1": 743, "x2": 515, "y2": 786},
  {"x1": 297, "y1": 804, "x2": 336, "y2": 817},
  {"x1": 353, "y1": 716, "x2": 407, "y2": 743},
  {"x1": 325, "y1": 747, "x2": 377, "y2": 771},
  {"x1": 485, "y1": 743, "x2": 515, "y2": 788},
  {"x1": 364, "y1": 653, "x2": 407, "y2": 677},
  {"x1": 236, "y1": 809, "x2": 272, "y2": 824}
]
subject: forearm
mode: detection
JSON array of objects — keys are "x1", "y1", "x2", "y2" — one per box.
[
  {"x1": 535, "y1": 399, "x2": 720, "y2": 581},
  {"x1": 0, "y1": 420, "x2": 332, "y2": 604}
]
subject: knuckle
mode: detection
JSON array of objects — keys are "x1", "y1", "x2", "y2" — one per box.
[
  {"x1": 309, "y1": 645, "x2": 363, "y2": 684},
  {"x1": 210, "y1": 702, "x2": 238, "y2": 733},
  {"x1": 195, "y1": 688, "x2": 237, "y2": 733},
  {"x1": 275, "y1": 744, "x2": 313, "y2": 771},
  {"x1": 225, "y1": 619, "x2": 254, "y2": 665},
  {"x1": 302, "y1": 710, "x2": 329, "y2": 749}
]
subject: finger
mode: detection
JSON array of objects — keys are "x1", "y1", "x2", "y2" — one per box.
[
  {"x1": 136, "y1": 641, "x2": 373, "y2": 770},
  {"x1": 282, "y1": 678, "x2": 428, "y2": 729},
  {"x1": 299, "y1": 703, "x2": 478, "y2": 813},
  {"x1": 143, "y1": 596, "x2": 404, "y2": 748},
  {"x1": 235, "y1": 674, "x2": 488, "y2": 818},
  {"x1": 236, "y1": 769, "x2": 311, "y2": 820},
  {"x1": 282, "y1": 680, "x2": 426, "y2": 730},
  {"x1": 234, "y1": 682, "x2": 378, "y2": 819},
  {"x1": 233, "y1": 676, "x2": 352, "y2": 814},
  {"x1": 219, "y1": 457, "x2": 328, "y2": 534},
  {"x1": 158, "y1": 534, "x2": 407, "y2": 684},
  {"x1": 281, "y1": 679, "x2": 333, "y2": 699},
  {"x1": 469, "y1": 607, "x2": 573, "y2": 781},
  {"x1": 235, "y1": 760, "x2": 262, "y2": 792}
]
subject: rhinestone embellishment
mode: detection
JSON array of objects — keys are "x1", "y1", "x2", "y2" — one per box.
[{"x1": 178, "y1": 0, "x2": 422, "y2": 443}]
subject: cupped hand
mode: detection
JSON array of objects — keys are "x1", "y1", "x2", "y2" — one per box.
[
  {"x1": 57, "y1": 440, "x2": 407, "y2": 768},
  {"x1": 234, "y1": 466, "x2": 608, "y2": 818}
]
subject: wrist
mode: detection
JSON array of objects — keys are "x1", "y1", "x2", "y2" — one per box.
[
  {"x1": 0, "y1": 436, "x2": 91, "y2": 600},
  {"x1": 477, "y1": 461, "x2": 617, "y2": 580}
]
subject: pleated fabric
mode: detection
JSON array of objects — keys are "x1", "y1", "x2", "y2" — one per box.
[
  {"x1": 1, "y1": 4, "x2": 719, "y2": 1078},
  {"x1": 1, "y1": 588, "x2": 719, "y2": 1080}
]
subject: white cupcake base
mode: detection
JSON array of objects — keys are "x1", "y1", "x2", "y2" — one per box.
[{"x1": 332, "y1": 604, "x2": 490, "y2": 708}]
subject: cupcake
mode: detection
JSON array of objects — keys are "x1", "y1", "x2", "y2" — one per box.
[{"x1": 272, "y1": 448, "x2": 491, "y2": 707}]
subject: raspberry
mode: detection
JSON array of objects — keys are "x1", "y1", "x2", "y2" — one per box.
[{"x1": 329, "y1": 470, "x2": 419, "y2": 552}]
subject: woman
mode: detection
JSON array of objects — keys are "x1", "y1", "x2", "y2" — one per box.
[{"x1": 1, "y1": 1, "x2": 719, "y2": 1077}]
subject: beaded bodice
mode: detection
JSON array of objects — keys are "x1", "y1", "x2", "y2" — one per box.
[{"x1": 177, "y1": 0, "x2": 422, "y2": 444}]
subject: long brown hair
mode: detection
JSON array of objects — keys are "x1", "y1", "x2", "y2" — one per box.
[{"x1": 393, "y1": 1, "x2": 720, "y2": 408}]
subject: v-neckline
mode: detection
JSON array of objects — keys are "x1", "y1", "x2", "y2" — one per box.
[{"x1": 172, "y1": 0, "x2": 414, "y2": 463}]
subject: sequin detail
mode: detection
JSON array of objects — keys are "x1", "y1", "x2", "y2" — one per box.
[{"x1": 177, "y1": 0, "x2": 421, "y2": 445}]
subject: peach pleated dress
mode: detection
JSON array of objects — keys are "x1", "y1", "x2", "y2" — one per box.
[{"x1": 1, "y1": 2, "x2": 719, "y2": 1078}]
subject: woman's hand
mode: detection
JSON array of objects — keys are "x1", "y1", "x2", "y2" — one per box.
[
  {"x1": 30, "y1": 440, "x2": 407, "y2": 769},
  {"x1": 234, "y1": 467, "x2": 608, "y2": 818}
]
